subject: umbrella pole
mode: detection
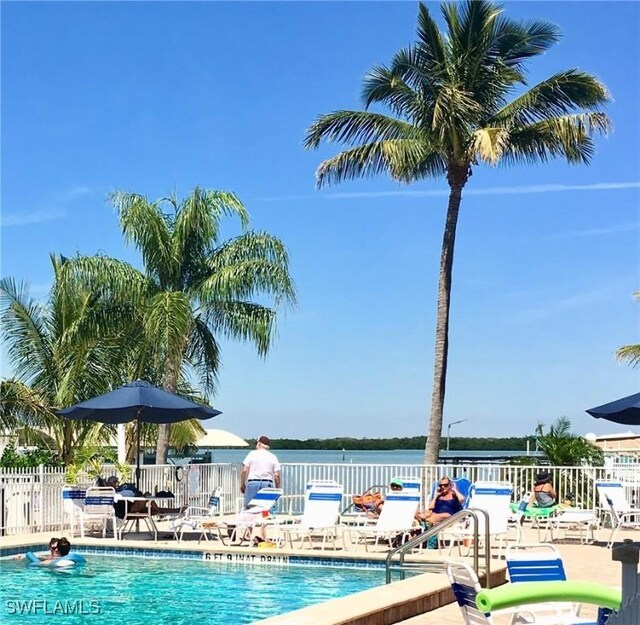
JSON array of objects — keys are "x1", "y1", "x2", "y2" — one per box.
[{"x1": 135, "y1": 414, "x2": 141, "y2": 492}]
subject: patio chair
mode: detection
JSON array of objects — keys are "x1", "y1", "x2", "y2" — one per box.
[
  {"x1": 201, "y1": 488, "x2": 283, "y2": 545},
  {"x1": 62, "y1": 487, "x2": 87, "y2": 537},
  {"x1": 505, "y1": 543, "x2": 596, "y2": 624},
  {"x1": 79, "y1": 487, "x2": 117, "y2": 540},
  {"x1": 345, "y1": 483, "x2": 420, "y2": 551},
  {"x1": 278, "y1": 481, "x2": 344, "y2": 549},
  {"x1": 446, "y1": 559, "x2": 600, "y2": 625},
  {"x1": 595, "y1": 480, "x2": 640, "y2": 548},
  {"x1": 445, "y1": 481, "x2": 513, "y2": 558},
  {"x1": 171, "y1": 488, "x2": 222, "y2": 542}
]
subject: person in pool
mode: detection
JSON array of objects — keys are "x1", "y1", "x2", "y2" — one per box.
[
  {"x1": 14, "y1": 536, "x2": 60, "y2": 562},
  {"x1": 14, "y1": 537, "x2": 76, "y2": 566}
]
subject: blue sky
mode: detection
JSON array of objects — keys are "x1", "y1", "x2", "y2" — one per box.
[{"x1": 2, "y1": 1, "x2": 639, "y2": 441}]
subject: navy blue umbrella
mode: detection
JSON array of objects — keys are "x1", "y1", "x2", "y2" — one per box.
[
  {"x1": 58, "y1": 380, "x2": 222, "y2": 488},
  {"x1": 586, "y1": 392, "x2": 640, "y2": 425}
]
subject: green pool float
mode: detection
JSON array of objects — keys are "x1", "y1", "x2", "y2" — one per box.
[{"x1": 476, "y1": 581, "x2": 621, "y2": 613}]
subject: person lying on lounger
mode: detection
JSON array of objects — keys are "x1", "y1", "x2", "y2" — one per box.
[{"x1": 106, "y1": 476, "x2": 185, "y2": 518}]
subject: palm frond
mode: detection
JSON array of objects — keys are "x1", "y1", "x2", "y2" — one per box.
[
  {"x1": 616, "y1": 345, "x2": 640, "y2": 368},
  {"x1": 208, "y1": 301, "x2": 276, "y2": 356},
  {"x1": 471, "y1": 127, "x2": 510, "y2": 164},
  {"x1": 186, "y1": 316, "x2": 222, "y2": 395},
  {"x1": 110, "y1": 191, "x2": 175, "y2": 286},
  {"x1": 503, "y1": 113, "x2": 610, "y2": 165},
  {"x1": 304, "y1": 110, "x2": 418, "y2": 149},
  {"x1": 0, "y1": 277, "x2": 53, "y2": 385},
  {"x1": 315, "y1": 140, "x2": 444, "y2": 187},
  {"x1": 491, "y1": 71, "x2": 611, "y2": 126}
]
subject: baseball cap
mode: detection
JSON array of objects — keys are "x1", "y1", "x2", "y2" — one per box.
[
  {"x1": 390, "y1": 478, "x2": 403, "y2": 487},
  {"x1": 257, "y1": 435, "x2": 270, "y2": 446}
]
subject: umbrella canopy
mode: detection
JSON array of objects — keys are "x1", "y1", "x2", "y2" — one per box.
[
  {"x1": 195, "y1": 429, "x2": 248, "y2": 448},
  {"x1": 58, "y1": 380, "x2": 221, "y2": 489},
  {"x1": 58, "y1": 380, "x2": 221, "y2": 424},
  {"x1": 586, "y1": 392, "x2": 640, "y2": 425}
]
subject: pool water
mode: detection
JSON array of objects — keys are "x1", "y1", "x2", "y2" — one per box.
[{"x1": 1, "y1": 555, "x2": 384, "y2": 624}]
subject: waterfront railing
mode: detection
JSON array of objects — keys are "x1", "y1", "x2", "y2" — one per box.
[{"x1": 2, "y1": 461, "x2": 639, "y2": 536}]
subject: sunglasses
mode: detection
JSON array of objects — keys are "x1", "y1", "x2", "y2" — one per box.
[{"x1": 438, "y1": 483, "x2": 450, "y2": 489}]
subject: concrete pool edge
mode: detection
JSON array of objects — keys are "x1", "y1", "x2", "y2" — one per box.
[{"x1": 249, "y1": 567, "x2": 506, "y2": 625}]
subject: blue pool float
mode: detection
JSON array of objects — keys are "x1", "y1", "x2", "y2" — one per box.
[{"x1": 25, "y1": 551, "x2": 86, "y2": 567}]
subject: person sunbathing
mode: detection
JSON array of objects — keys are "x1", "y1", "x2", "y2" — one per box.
[
  {"x1": 416, "y1": 477, "x2": 464, "y2": 525},
  {"x1": 106, "y1": 476, "x2": 185, "y2": 518}
]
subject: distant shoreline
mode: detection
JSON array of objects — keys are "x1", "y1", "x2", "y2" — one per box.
[{"x1": 264, "y1": 436, "x2": 533, "y2": 452}]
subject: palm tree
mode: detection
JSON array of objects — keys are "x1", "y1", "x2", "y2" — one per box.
[
  {"x1": 0, "y1": 257, "x2": 133, "y2": 462},
  {"x1": 104, "y1": 187, "x2": 296, "y2": 463},
  {"x1": 304, "y1": 0, "x2": 611, "y2": 463},
  {"x1": 616, "y1": 292, "x2": 640, "y2": 367},
  {"x1": 535, "y1": 417, "x2": 603, "y2": 466}
]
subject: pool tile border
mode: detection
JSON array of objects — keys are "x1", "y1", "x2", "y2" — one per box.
[{"x1": 0, "y1": 542, "x2": 385, "y2": 569}]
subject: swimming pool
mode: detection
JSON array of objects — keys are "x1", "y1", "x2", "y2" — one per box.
[{"x1": 1, "y1": 554, "x2": 385, "y2": 624}]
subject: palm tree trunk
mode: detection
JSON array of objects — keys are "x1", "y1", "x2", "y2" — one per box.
[
  {"x1": 425, "y1": 169, "x2": 468, "y2": 465},
  {"x1": 156, "y1": 366, "x2": 179, "y2": 465}
]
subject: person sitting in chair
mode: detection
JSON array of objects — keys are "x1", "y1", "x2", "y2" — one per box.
[
  {"x1": 416, "y1": 477, "x2": 464, "y2": 525},
  {"x1": 530, "y1": 471, "x2": 557, "y2": 508}
]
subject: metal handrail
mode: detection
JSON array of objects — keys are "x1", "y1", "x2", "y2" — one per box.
[{"x1": 384, "y1": 507, "x2": 491, "y2": 585}]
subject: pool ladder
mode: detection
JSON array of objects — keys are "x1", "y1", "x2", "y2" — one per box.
[{"x1": 384, "y1": 508, "x2": 491, "y2": 585}]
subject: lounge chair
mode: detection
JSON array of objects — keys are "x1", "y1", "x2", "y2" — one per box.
[
  {"x1": 446, "y1": 559, "x2": 599, "y2": 625},
  {"x1": 200, "y1": 488, "x2": 283, "y2": 545},
  {"x1": 595, "y1": 480, "x2": 640, "y2": 548},
  {"x1": 506, "y1": 543, "x2": 595, "y2": 623},
  {"x1": 62, "y1": 487, "x2": 87, "y2": 537},
  {"x1": 445, "y1": 481, "x2": 512, "y2": 558},
  {"x1": 278, "y1": 481, "x2": 344, "y2": 549},
  {"x1": 345, "y1": 483, "x2": 420, "y2": 551},
  {"x1": 171, "y1": 489, "x2": 222, "y2": 542}
]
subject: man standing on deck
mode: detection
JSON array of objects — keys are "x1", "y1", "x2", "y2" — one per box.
[{"x1": 240, "y1": 435, "x2": 281, "y2": 509}]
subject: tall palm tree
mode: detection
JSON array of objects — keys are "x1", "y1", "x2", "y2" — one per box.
[
  {"x1": 616, "y1": 292, "x2": 640, "y2": 367},
  {"x1": 103, "y1": 187, "x2": 296, "y2": 463},
  {"x1": 304, "y1": 0, "x2": 611, "y2": 463}
]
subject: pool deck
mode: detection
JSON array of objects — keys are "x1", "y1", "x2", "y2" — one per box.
[{"x1": 1, "y1": 522, "x2": 637, "y2": 625}]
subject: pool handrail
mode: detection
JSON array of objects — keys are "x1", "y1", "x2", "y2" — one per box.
[{"x1": 385, "y1": 507, "x2": 490, "y2": 585}]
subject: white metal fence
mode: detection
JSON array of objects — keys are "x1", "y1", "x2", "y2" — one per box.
[{"x1": 2, "y1": 461, "x2": 640, "y2": 536}]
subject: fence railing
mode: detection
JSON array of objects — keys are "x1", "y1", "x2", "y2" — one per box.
[{"x1": 2, "y1": 460, "x2": 640, "y2": 536}]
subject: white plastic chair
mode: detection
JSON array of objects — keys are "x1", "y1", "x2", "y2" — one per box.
[
  {"x1": 171, "y1": 488, "x2": 222, "y2": 541},
  {"x1": 279, "y1": 481, "x2": 344, "y2": 549},
  {"x1": 62, "y1": 487, "x2": 86, "y2": 536},
  {"x1": 81, "y1": 487, "x2": 117, "y2": 540},
  {"x1": 505, "y1": 543, "x2": 595, "y2": 624},
  {"x1": 446, "y1": 559, "x2": 595, "y2": 625},
  {"x1": 346, "y1": 484, "x2": 420, "y2": 551},
  {"x1": 446, "y1": 481, "x2": 512, "y2": 558},
  {"x1": 201, "y1": 488, "x2": 283, "y2": 545},
  {"x1": 595, "y1": 480, "x2": 640, "y2": 548}
]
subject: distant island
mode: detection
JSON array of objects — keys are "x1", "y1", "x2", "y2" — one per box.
[{"x1": 264, "y1": 436, "x2": 532, "y2": 451}]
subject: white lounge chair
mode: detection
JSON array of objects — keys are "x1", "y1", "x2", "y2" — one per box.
[
  {"x1": 345, "y1": 484, "x2": 420, "y2": 551},
  {"x1": 506, "y1": 543, "x2": 595, "y2": 623},
  {"x1": 199, "y1": 488, "x2": 283, "y2": 545},
  {"x1": 171, "y1": 489, "x2": 222, "y2": 542},
  {"x1": 446, "y1": 559, "x2": 597, "y2": 625},
  {"x1": 278, "y1": 481, "x2": 344, "y2": 549},
  {"x1": 446, "y1": 481, "x2": 512, "y2": 558},
  {"x1": 595, "y1": 480, "x2": 640, "y2": 548}
]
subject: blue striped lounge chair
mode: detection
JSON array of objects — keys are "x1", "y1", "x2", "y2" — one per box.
[
  {"x1": 279, "y1": 481, "x2": 344, "y2": 549},
  {"x1": 80, "y1": 487, "x2": 117, "y2": 540}
]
